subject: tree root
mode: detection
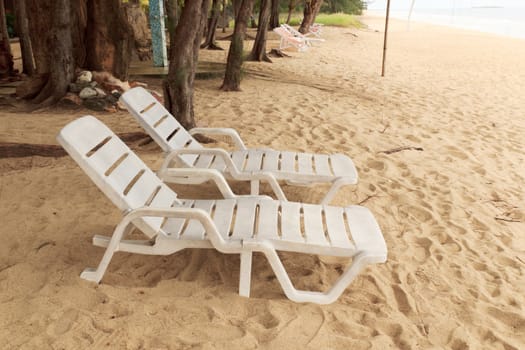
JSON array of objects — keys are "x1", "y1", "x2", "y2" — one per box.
[{"x1": 268, "y1": 49, "x2": 290, "y2": 58}]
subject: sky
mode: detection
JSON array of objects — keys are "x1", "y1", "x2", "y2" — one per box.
[{"x1": 366, "y1": 0, "x2": 525, "y2": 10}]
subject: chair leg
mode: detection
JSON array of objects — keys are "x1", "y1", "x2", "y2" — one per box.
[
  {"x1": 321, "y1": 178, "x2": 356, "y2": 205},
  {"x1": 80, "y1": 221, "x2": 132, "y2": 283},
  {"x1": 250, "y1": 180, "x2": 260, "y2": 195},
  {"x1": 261, "y1": 246, "x2": 372, "y2": 304},
  {"x1": 239, "y1": 251, "x2": 253, "y2": 297}
]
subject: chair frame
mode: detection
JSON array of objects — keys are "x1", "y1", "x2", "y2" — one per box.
[
  {"x1": 58, "y1": 116, "x2": 388, "y2": 304},
  {"x1": 120, "y1": 87, "x2": 359, "y2": 205}
]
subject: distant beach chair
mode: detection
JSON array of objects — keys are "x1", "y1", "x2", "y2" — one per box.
[
  {"x1": 120, "y1": 87, "x2": 358, "y2": 205},
  {"x1": 272, "y1": 26, "x2": 309, "y2": 52},
  {"x1": 57, "y1": 116, "x2": 387, "y2": 304},
  {"x1": 281, "y1": 24, "x2": 325, "y2": 46},
  {"x1": 306, "y1": 23, "x2": 324, "y2": 38}
]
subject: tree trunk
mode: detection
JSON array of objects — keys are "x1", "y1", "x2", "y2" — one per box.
[
  {"x1": 23, "y1": 0, "x2": 133, "y2": 105},
  {"x1": 164, "y1": 0, "x2": 211, "y2": 130},
  {"x1": 247, "y1": 0, "x2": 271, "y2": 62},
  {"x1": 222, "y1": 0, "x2": 227, "y2": 33},
  {"x1": 269, "y1": 0, "x2": 280, "y2": 29},
  {"x1": 13, "y1": 0, "x2": 35, "y2": 76},
  {"x1": 299, "y1": 0, "x2": 323, "y2": 34},
  {"x1": 165, "y1": 0, "x2": 179, "y2": 51},
  {"x1": 286, "y1": 0, "x2": 297, "y2": 24},
  {"x1": 0, "y1": 0, "x2": 14, "y2": 77},
  {"x1": 233, "y1": 0, "x2": 242, "y2": 18},
  {"x1": 85, "y1": 0, "x2": 133, "y2": 81},
  {"x1": 221, "y1": 0, "x2": 254, "y2": 91},
  {"x1": 201, "y1": 0, "x2": 222, "y2": 50},
  {"x1": 32, "y1": 0, "x2": 75, "y2": 105},
  {"x1": 124, "y1": 2, "x2": 152, "y2": 61}
]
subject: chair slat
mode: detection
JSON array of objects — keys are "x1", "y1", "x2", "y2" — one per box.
[
  {"x1": 231, "y1": 199, "x2": 258, "y2": 239},
  {"x1": 137, "y1": 185, "x2": 179, "y2": 235},
  {"x1": 344, "y1": 206, "x2": 384, "y2": 252},
  {"x1": 140, "y1": 102, "x2": 165, "y2": 125},
  {"x1": 324, "y1": 206, "x2": 353, "y2": 249},
  {"x1": 162, "y1": 200, "x2": 194, "y2": 238},
  {"x1": 167, "y1": 127, "x2": 193, "y2": 149},
  {"x1": 313, "y1": 154, "x2": 332, "y2": 176},
  {"x1": 152, "y1": 114, "x2": 179, "y2": 141},
  {"x1": 297, "y1": 153, "x2": 314, "y2": 174},
  {"x1": 280, "y1": 202, "x2": 304, "y2": 242},
  {"x1": 212, "y1": 199, "x2": 236, "y2": 240},
  {"x1": 329, "y1": 154, "x2": 355, "y2": 177},
  {"x1": 303, "y1": 204, "x2": 329, "y2": 246},
  {"x1": 244, "y1": 150, "x2": 264, "y2": 172},
  {"x1": 87, "y1": 137, "x2": 129, "y2": 174},
  {"x1": 280, "y1": 152, "x2": 296, "y2": 173},
  {"x1": 193, "y1": 154, "x2": 215, "y2": 169},
  {"x1": 261, "y1": 150, "x2": 279, "y2": 171},
  {"x1": 257, "y1": 200, "x2": 280, "y2": 240},
  {"x1": 210, "y1": 155, "x2": 227, "y2": 172},
  {"x1": 182, "y1": 200, "x2": 216, "y2": 240},
  {"x1": 125, "y1": 169, "x2": 163, "y2": 208},
  {"x1": 231, "y1": 151, "x2": 247, "y2": 171},
  {"x1": 106, "y1": 154, "x2": 144, "y2": 195}
]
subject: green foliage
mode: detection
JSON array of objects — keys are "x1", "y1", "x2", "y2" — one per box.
[
  {"x1": 315, "y1": 13, "x2": 363, "y2": 27},
  {"x1": 322, "y1": 0, "x2": 366, "y2": 15},
  {"x1": 279, "y1": 14, "x2": 302, "y2": 26},
  {"x1": 5, "y1": 13, "x2": 16, "y2": 38}
]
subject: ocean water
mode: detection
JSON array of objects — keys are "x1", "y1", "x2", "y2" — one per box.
[{"x1": 367, "y1": 5, "x2": 525, "y2": 39}]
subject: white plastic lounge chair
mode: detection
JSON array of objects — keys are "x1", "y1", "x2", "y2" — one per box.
[
  {"x1": 281, "y1": 24, "x2": 325, "y2": 46},
  {"x1": 306, "y1": 23, "x2": 323, "y2": 38},
  {"x1": 120, "y1": 87, "x2": 358, "y2": 205},
  {"x1": 57, "y1": 116, "x2": 387, "y2": 304},
  {"x1": 273, "y1": 26, "x2": 309, "y2": 52}
]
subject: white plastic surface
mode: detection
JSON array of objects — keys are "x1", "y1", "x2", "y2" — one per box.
[
  {"x1": 120, "y1": 86, "x2": 359, "y2": 204},
  {"x1": 57, "y1": 116, "x2": 387, "y2": 304}
]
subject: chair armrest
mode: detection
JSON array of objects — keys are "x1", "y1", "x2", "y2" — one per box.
[
  {"x1": 189, "y1": 127, "x2": 247, "y2": 150},
  {"x1": 123, "y1": 207, "x2": 240, "y2": 253},
  {"x1": 158, "y1": 168, "x2": 237, "y2": 199},
  {"x1": 160, "y1": 150, "x2": 288, "y2": 201},
  {"x1": 159, "y1": 148, "x2": 240, "y2": 174}
]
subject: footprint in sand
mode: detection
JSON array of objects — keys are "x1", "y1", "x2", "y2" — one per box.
[
  {"x1": 443, "y1": 145, "x2": 470, "y2": 160},
  {"x1": 366, "y1": 159, "x2": 387, "y2": 171},
  {"x1": 413, "y1": 237, "x2": 433, "y2": 262},
  {"x1": 47, "y1": 309, "x2": 79, "y2": 336}
]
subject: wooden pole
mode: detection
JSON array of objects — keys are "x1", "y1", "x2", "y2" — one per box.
[{"x1": 381, "y1": 0, "x2": 391, "y2": 77}]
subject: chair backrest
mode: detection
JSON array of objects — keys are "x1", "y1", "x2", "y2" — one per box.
[
  {"x1": 119, "y1": 87, "x2": 201, "y2": 166},
  {"x1": 281, "y1": 24, "x2": 303, "y2": 38},
  {"x1": 57, "y1": 116, "x2": 181, "y2": 238},
  {"x1": 274, "y1": 26, "x2": 294, "y2": 39}
]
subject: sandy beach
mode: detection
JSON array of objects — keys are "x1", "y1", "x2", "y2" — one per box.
[{"x1": 1, "y1": 15, "x2": 524, "y2": 349}]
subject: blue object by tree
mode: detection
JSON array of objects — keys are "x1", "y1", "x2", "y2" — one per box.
[{"x1": 149, "y1": 0, "x2": 168, "y2": 67}]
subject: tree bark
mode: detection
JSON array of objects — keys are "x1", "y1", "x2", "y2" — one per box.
[
  {"x1": 247, "y1": 0, "x2": 271, "y2": 62},
  {"x1": 201, "y1": 0, "x2": 222, "y2": 50},
  {"x1": 0, "y1": 0, "x2": 14, "y2": 77},
  {"x1": 221, "y1": 0, "x2": 255, "y2": 91},
  {"x1": 31, "y1": 0, "x2": 75, "y2": 105},
  {"x1": 85, "y1": 0, "x2": 133, "y2": 81},
  {"x1": 299, "y1": 0, "x2": 323, "y2": 34},
  {"x1": 164, "y1": 0, "x2": 211, "y2": 130},
  {"x1": 269, "y1": 0, "x2": 280, "y2": 29},
  {"x1": 23, "y1": 0, "x2": 132, "y2": 105},
  {"x1": 13, "y1": 0, "x2": 35, "y2": 76},
  {"x1": 124, "y1": 2, "x2": 152, "y2": 61},
  {"x1": 286, "y1": 0, "x2": 297, "y2": 24},
  {"x1": 165, "y1": 0, "x2": 179, "y2": 50}
]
